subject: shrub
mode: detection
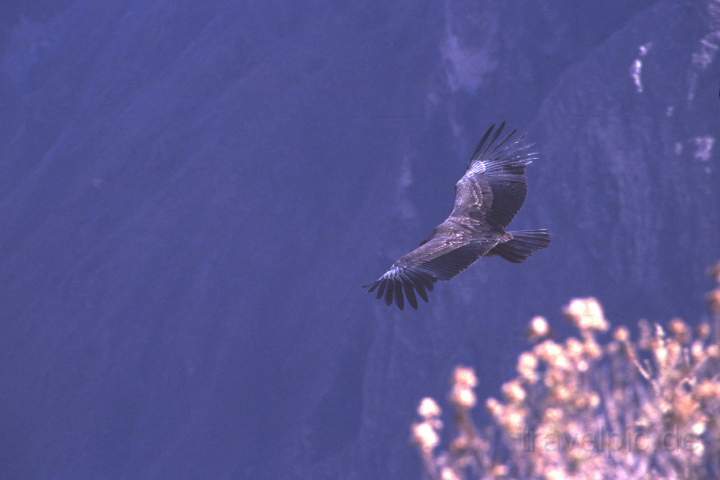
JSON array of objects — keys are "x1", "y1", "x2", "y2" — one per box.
[{"x1": 411, "y1": 264, "x2": 720, "y2": 480}]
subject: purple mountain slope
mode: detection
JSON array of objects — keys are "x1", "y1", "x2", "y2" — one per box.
[{"x1": 0, "y1": 1, "x2": 718, "y2": 478}]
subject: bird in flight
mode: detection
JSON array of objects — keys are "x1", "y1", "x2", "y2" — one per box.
[{"x1": 365, "y1": 122, "x2": 550, "y2": 310}]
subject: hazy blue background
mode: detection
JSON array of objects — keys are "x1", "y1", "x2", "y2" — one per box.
[{"x1": 1, "y1": 1, "x2": 719, "y2": 478}]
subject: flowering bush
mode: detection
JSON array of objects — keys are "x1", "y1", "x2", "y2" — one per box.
[{"x1": 411, "y1": 264, "x2": 720, "y2": 480}]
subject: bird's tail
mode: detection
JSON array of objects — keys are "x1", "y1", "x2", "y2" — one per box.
[{"x1": 491, "y1": 229, "x2": 550, "y2": 263}]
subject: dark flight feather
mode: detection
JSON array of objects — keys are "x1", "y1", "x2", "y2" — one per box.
[
  {"x1": 394, "y1": 281, "x2": 404, "y2": 310},
  {"x1": 403, "y1": 280, "x2": 418, "y2": 309}
]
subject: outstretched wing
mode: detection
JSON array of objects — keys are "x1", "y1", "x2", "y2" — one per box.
[
  {"x1": 365, "y1": 236, "x2": 485, "y2": 310},
  {"x1": 451, "y1": 122, "x2": 538, "y2": 227}
]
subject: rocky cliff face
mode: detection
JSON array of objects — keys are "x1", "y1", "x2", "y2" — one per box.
[{"x1": 0, "y1": 1, "x2": 718, "y2": 478}]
